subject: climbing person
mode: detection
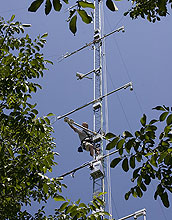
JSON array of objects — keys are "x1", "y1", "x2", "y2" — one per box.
[{"x1": 64, "y1": 118, "x2": 100, "y2": 157}]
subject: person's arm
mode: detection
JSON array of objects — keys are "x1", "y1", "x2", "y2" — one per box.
[
  {"x1": 64, "y1": 117, "x2": 78, "y2": 133},
  {"x1": 68, "y1": 122, "x2": 78, "y2": 132}
]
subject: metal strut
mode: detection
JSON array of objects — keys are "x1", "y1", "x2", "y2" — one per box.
[
  {"x1": 76, "y1": 68, "x2": 100, "y2": 80},
  {"x1": 57, "y1": 82, "x2": 133, "y2": 120},
  {"x1": 59, "y1": 149, "x2": 119, "y2": 178},
  {"x1": 58, "y1": 26, "x2": 124, "y2": 62}
]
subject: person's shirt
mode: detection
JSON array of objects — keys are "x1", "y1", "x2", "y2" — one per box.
[{"x1": 75, "y1": 128, "x2": 90, "y2": 142}]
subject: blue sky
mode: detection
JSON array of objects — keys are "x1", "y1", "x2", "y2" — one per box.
[{"x1": 1, "y1": 1, "x2": 172, "y2": 219}]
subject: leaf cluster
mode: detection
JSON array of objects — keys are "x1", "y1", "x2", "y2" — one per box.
[
  {"x1": 0, "y1": 15, "x2": 64, "y2": 219},
  {"x1": 106, "y1": 105, "x2": 172, "y2": 208},
  {"x1": 125, "y1": 0, "x2": 172, "y2": 23},
  {"x1": 48, "y1": 193, "x2": 110, "y2": 220},
  {"x1": 28, "y1": 0, "x2": 119, "y2": 35}
]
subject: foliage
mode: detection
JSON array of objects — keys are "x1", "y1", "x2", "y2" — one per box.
[
  {"x1": 0, "y1": 14, "x2": 63, "y2": 219},
  {"x1": 106, "y1": 105, "x2": 172, "y2": 208},
  {"x1": 48, "y1": 194, "x2": 110, "y2": 220},
  {"x1": 28, "y1": 0, "x2": 172, "y2": 34},
  {"x1": 125, "y1": 0, "x2": 172, "y2": 22}
]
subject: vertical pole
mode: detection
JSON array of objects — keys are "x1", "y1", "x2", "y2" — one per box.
[{"x1": 93, "y1": 0, "x2": 105, "y2": 208}]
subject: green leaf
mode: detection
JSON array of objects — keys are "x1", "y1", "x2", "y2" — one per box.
[
  {"x1": 53, "y1": 0, "x2": 62, "y2": 11},
  {"x1": 122, "y1": 158, "x2": 129, "y2": 172},
  {"x1": 78, "y1": 1, "x2": 95, "y2": 9},
  {"x1": 106, "y1": 136, "x2": 119, "y2": 150},
  {"x1": 65, "y1": 205, "x2": 73, "y2": 214},
  {"x1": 106, "y1": 0, "x2": 118, "y2": 12},
  {"x1": 125, "y1": 191, "x2": 131, "y2": 200},
  {"x1": 135, "y1": 131, "x2": 141, "y2": 137},
  {"x1": 149, "y1": 119, "x2": 158, "y2": 124},
  {"x1": 54, "y1": 195, "x2": 66, "y2": 201},
  {"x1": 145, "y1": 152, "x2": 153, "y2": 157},
  {"x1": 119, "y1": 147, "x2": 123, "y2": 156},
  {"x1": 79, "y1": 203, "x2": 87, "y2": 208},
  {"x1": 129, "y1": 156, "x2": 135, "y2": 169},
  {"x1": 47, "y1": 113, "x2": 55, "y2": 117},
  {"x1": 116, "y1": 138, "x2": 125, "y2": 149},
  {"x1": 28, "y1": 0, "x2": 44, "y2": 12},
  {"x1": 69, "y1": 15, "x2": 77, "y2": 35},
  {"x1": 146, "y1": 125, "x2": 157, "y2": 131},
  {"x1": 92, "y1": 200, "x2": 100, "y2": 209},
  {"x1": 125, "y1": 138, "x2": 135, "y2": 153},
  {"x1": 45, "y1": 0, "x2": 52, "y2": 15},
  {"x1": 59, "y1": 202, "x2": 69, "y2": 211},
  {"x1": 44, "y1": 116, "x2": 50, "y2": 125},
  {"x1": 164, "y1": 125, "x2": 171, "y2": 134},
  {"x1": 77, "y1": 10, "x2": 92, "y2": 24},
  {"x1": 31, "y1": 109, "x2": 38, "y2": 115},
  {"x1": 140, "y1": 114, "x2": 146, "y2": 126},
  {"x1": 95, "y1": 197, "x2": 104, "y2": 206},
  {"x1": 123, "y1": 131, "x2": 133, "y2": 138},
  {"x1": 124, "y1": 11, "x2": 129, "y2": 16},
  {"x1": 110, "y1": 157, "x2": 122, "y2": 168},
  {"x1": 147, "y1": 14, "x2": 151, "y2": 22},
  {"x1": 152, "y1": 106, "x2": 166, "y2": 111},
  {"x1": 137, "y1": 175, "x2": 142, "y2": 187},
  {"x1": 10, "y1": 15, "x2": 15, "y2": 21},
  {"x1": 160, "y1": 192, "x2": 170, "y2": 208},
  {"x1": 41, "y1": 32, "x2": 48, "y2": 38},
  {"x1": 144, "y1": 175, "x2": 151, "y2": 185},
  {"x1": 133, "y1": 167, "x2": 141, "y2": 179},
  {"x1": 166, "y1": 114, "x2": 172, "y2": 125},
  {"x1": 105, "y1": 132, "x2": 115, "y2": 140},
  {"x1": 159, "y1": 112, "x2": 169, "y2": 122},
  {"x1": 136, "y1": 154, "x2": 142, "y2": 162},
  {"x1": 136, "y1": 186, "x2": 143, "y2": 198},
  {"x1": 161, "y1": 140, "x2": 169, "y2": 147},
  {"x1": 44, "y1": 60, "x2": 53, "y2": 65},
  {"x1": 75, "y1": 199, "x2": 80, "y2": 205},
  {"x1": 140, "y1": 182, "x2": 147, "y2": 192},
  {"x1": 167, "y1": 148, "x2": 172, "y2": 153},
  {"x1": 132, "y1": 189, "x2": 137, "y2": 198},
  {"x1": 43, "y1": 183, "x2": 49, "y2": 194}
]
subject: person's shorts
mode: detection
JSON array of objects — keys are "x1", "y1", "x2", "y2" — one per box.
[{"x1": 82, "y1": 141, "x2": 92, "y2": 151}]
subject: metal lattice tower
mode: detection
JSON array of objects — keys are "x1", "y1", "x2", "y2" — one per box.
[
  {"x1": 92, "y1": 0, "x2": 105, "y2": 202},
  {"x1": 57, "y1": 0, "x2": 133, "y2": 216}
]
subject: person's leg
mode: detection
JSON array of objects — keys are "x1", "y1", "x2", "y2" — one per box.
[
  {"x1": 89, "y1": 144, "x2": 94, "y2": 157},
  {"x1": 85, "y1": 142, "x2": 94, "y2": 157},
  {"x1": 95, "y1": 147, "x2": 100, "y2": 155}
]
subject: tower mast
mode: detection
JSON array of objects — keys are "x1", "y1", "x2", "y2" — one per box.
[{"x1": 92, "y1": 0, "x2": 105, "y2": 204}]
